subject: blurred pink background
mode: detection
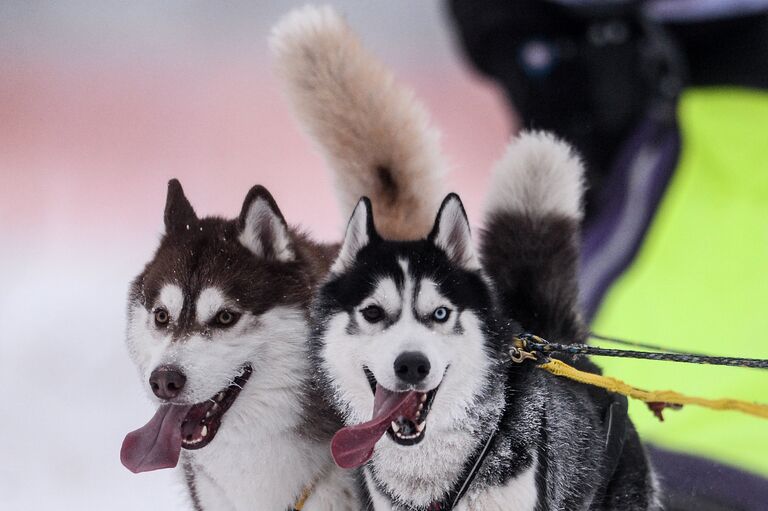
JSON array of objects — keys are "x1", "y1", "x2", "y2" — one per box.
[{"x1": 0, "y1": 2, "x2": 510, "y2": 509}]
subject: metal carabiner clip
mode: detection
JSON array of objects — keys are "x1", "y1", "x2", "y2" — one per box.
[
  {"x1": 510, "y1": 336, "x2": 538, "y2": 364},
  {"x1": 510, "y1": 347, "x2": 538, "y2": 364}
]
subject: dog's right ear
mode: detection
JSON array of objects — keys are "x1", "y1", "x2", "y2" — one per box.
[
  {"x1": 238, "y1": 185, "x2": 295, "y2": 262},
  {"x1": 331, "y1": 197, "x2": 376, "y2": 274},
  {"x1": 164, "y1": 179, "x2": 198, "y2": 234}
]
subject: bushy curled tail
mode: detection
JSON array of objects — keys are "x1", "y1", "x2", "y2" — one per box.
[
  {"x1": 481, "y1": 131, "x2": 586, "y2": 342},
  {"x1": 270, "y1": 5, "x2": 446, "y2": 239}
]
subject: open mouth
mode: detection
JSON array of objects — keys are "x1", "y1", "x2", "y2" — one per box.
[
  {"x1": 180, "y1": 365, "x2": 252, "y2": 450},
  {"x1": 121, "y1": 364, "x2": 252, "y2": 473},
  {"x1": 387, "y1": 390, "x2": 436, "y2": 444},
  {"x1": 329, "y1": 367, "x2": 441, "y2": 469},
  {"x1": 363, "y1": 367, "x2": 437, "y2": 445}
]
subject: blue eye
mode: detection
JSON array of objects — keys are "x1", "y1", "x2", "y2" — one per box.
[{"x1": 433, "y1": 307, "x2": 450, "y2": 322}]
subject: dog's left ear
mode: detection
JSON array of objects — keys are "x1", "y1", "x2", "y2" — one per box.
[
  {"x1": 331, "y1": 197, "x2": 376, "y2": 274},
  {"x1": 428, "y1": 193, "x2": 480, "y2": 270},
  {"x1": 238, "y1": 185, "x2": 295, "y2": 262}
]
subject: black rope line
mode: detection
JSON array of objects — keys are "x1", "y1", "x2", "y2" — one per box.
[
  {"x1": 518, "y1": 334, "x2": 768, "y2": 369},
  {"x1": 588, "y1": 332, "x2": 696, "y2": 355}
]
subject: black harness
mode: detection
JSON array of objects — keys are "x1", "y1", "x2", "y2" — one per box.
[
  {"x1": 593, "y1": 393, "x2": 630, "y2": 505},
  {"x1": 424, "y1": 426, "x2": 499, "y2": 510}
]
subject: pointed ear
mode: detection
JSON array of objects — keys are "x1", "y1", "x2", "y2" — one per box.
[
  {"x1": 428, "y1": 194, "x2": 480, "y2": 270},
  {"x1": 238, "y1": 185, "x2": 295, "y2": 262},
  {"x1": 331, "y1": 197, "x2": 376, "y2": 274},
  {"x1": 164, "y1": 179, "x2": 198, "y2": 234}
]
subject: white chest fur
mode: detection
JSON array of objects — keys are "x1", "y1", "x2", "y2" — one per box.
[
  {"x1": 364, "y1": 453, "x2": 538, "y2": 511},
  {"x1": 190, "y1": 453, "x2": 357, "y2": 511},
  {"x1": 182, "y1": 387, "x2": 357, "y2": 511},
  {"x1": 459, "y1": 456, "x2": 538, "y2": 511},
  {"x1": 187, "y1": 420, "x2": 321, "y2": 509}
]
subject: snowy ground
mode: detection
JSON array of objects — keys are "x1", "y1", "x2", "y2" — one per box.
[{"x1": 0, "y1": 237, "x2": 188, "y2": 509}]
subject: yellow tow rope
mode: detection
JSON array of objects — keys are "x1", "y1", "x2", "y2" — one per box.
[{"x1": 538, "y1": 358, "x2": 768, "y2": 419}]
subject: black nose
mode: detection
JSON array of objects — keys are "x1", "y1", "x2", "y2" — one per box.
[
  {"x1": 149, "y1": 366, "x2": 186, "y2": 400},
  {"x1": 394, "y1": 352, "x2": 431, "y2": 384}
]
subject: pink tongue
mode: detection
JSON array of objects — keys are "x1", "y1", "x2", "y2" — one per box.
[
  {"x1": 330, "y1": 384, "x2": 420, "y2": 469},
  {"x1": 121, "y1": 404, "x2": 193, "y2": 473}
]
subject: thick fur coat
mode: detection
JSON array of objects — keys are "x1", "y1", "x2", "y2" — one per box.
[
  {"x1": 311, "y1": 133, "x2": 659, "y2": 510},
  {"x1": 122, "y1": 5, "x2": 447, "y2": 509}
]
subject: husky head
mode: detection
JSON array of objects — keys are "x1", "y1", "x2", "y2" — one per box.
[
  {"x1": 122, "y1": 180, "x2": 313, "y2": 473},
  {"x1": 313, "y1": 194, "x2": 506, "y2": 479}
]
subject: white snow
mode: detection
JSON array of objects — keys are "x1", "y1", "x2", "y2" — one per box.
[{"x1": 0, "y1": 237, "x2": 188, "y2": 509}]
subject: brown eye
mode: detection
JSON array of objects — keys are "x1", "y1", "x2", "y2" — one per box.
[
  {"x1": 213, "y1": 310, "x2": 240, "y2": 328},
  {"x1": 361, "y1": 305, "x2": 385, "y2": 323},
  {"x1": 154, "y1": 308, "x2": 169, "y2": 326}
]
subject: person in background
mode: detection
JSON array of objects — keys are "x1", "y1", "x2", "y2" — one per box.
[{"x1": 447, "y1": 1, "x2": 768, "y2": 510}]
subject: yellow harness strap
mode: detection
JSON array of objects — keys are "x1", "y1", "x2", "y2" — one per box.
[
  {"x1": 293, "y1": 484, "x2": 313, "y2": 510},
  {"x1": 539, "y1": 358, "x2": 768, "y2": 420}
]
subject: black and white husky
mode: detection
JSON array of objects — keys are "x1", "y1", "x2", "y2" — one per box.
[
  {"x1": 120, "y1": 6, "x2": 446, "y2": 510},
  {"x1": 312, "y1": 132, "x2": 659, "y2": 510}
]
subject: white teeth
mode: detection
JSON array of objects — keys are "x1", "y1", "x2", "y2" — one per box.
[
  {"x1": 390, "y1": 419, "x2": 426, "y2": 440},
  {"x1": 418, "y1": 404, "x2": 424, "y2": 411},
  {"x1": 420, "y1": 394, "x2": 427, "y2": 403},
  {"x1": 201, "y1": 425, "x2": 208, "y2": 437},
  {"x1": 216, "y1": 392, "x2": 225, "y2": 401}
]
